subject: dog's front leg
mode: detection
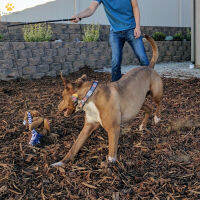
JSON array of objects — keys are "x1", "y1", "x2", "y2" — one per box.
[
  {"x1": 51, "y1": 121, "x2": 99, "y2": 167},
  {"x1": 107, "y1": 126, "x2": 120, "y2": 162}
]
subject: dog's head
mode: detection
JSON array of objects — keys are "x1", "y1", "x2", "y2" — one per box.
[{"x1": 58, "y1": 73, "x2": 87, "y2": 117}]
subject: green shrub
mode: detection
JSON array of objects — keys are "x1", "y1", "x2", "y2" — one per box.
[
  {"x1": 173, "y1": 33, "x2": 184, "y2": 41},
  {"x1": 0, "y1": 34, "x2": 3, "y2": 41},
  {"x1": 23, "y1": 23, "x2": 53, "y2": 42},
  {"x1": 83, "y1": 24, "x2": 100, "y2": 42},
  {"x1": 185, "y1": 28, "x2": 191, "y2": 41},
  {"x1": 152, "y1": 32, "x2": 166, "y2": 41}
]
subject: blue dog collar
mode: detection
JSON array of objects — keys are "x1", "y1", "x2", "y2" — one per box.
[
  {"x1": 23, "y1": 112, "x2": 43, "y2": 146},
  {"x1": 79, "y1": 81, "x2": 98, "y2": 108}
]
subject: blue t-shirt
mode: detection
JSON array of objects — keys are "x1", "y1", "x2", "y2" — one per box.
[{"x1": 94, "y1": 0, "x2": 136, "y2": 32}]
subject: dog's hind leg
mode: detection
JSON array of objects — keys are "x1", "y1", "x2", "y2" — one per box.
[
  {"x1": 150, "y1": 75, "x2": 163, "y2": 125},
  {"x1": 139, "y1": 104, "x2": 152, "y2": 131},
  {"x1": 51, "y1": 121, "x2": 99, "y2": 167},
  {"x1": 153, "y1": 98, "x2": 162, "y2": 124}
]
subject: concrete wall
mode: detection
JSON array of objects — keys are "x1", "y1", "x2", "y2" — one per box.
[
  {"x1": 138, "y1": 0, "x2": 191, "y2": 27},
  {"x1": 0, "y1": 40, "x2": 191, "y2": 80},
  {"x1": 1, "y1": 0, "x2": 191, "y2": 27}
]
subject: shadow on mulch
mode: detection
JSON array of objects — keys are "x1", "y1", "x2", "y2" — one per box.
[{"x1": 0, "y1": 67, "x2": 200, "y2": 199}]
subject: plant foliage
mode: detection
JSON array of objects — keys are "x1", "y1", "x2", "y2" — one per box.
[
  {"x1": 23, "y1": 23, "x2": 53, "y2": 42},
  {"x1": 0, "y1": 34, "x2": 3, "y2": 41},
  {"x1": 83, "y1": 24, "x2": 100, "y2": 42},
  {"x1": 185, "y1": 28, "x2": 191, "y2": 41},
  {"x1": 152, "y1": 32, "x2": 166, "y2": 41},
  {"x1": 173, "y1": 33, "x2": 184, "y2": 41}
]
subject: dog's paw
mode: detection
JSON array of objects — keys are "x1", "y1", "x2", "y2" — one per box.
[
  {"x1": 154, "y1": 115, "x2": 161, "y2": 124},
  {"x1": 51, "y1": 161, "x2": 64, "y2": 167}
]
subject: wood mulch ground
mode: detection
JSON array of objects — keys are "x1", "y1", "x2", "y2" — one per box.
[{"x1": 0, "y1": 67, "x2": 200, "y2": 200}]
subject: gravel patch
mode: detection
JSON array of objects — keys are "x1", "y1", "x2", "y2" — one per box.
[{"x1": 97, "y1": 62, "x2": 200, "y2": 79}]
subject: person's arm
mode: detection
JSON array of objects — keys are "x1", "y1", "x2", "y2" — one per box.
[
  {"x1": 131, "y1": 0, "x2": 141, "y2": 38},
  {"x1": 72, "y1": 1, "x2": 99, "y2": 23}
]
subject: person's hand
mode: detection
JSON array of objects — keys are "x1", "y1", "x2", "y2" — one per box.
[
  {"x1": 134, "y1": 27, "x2": 141, "y2": 39},
  {"x1": 71, "y1": 15, "x2": 81, "y2": 23}
]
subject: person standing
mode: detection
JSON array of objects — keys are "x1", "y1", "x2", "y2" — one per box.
[{"x1": 72, "y1": 0, "x2": 149, "y2": 82}]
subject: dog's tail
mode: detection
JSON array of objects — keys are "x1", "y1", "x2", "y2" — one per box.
[{"x1": 144, "y1": 35, "x2": 158, "y2": 68}]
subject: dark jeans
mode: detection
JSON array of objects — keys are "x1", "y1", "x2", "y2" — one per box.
[{"x1": 109, "y1": 28, "x2": 150, "y2": 82}]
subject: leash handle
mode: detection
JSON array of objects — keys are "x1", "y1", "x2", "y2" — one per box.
[{"x1": 7, "y1": 18, "x2": 81, "y2": 27}]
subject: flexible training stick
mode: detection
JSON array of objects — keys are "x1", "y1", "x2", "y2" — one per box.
[{"x1": 7, "y1": 18, "x2": 81, "y2": 27}]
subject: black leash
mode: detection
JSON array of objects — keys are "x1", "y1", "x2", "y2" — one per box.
[{"x1": 7, "y1": 18, "x2": 80, "y2": 27}]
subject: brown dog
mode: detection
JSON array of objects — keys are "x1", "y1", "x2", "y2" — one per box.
[{"x1": 52, "y1": 35, "x2": 163, "y2": 167}]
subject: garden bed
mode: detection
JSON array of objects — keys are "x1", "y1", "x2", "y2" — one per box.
[{"x1": 0, "y1": 67, "x2": 199, "y2": 199}]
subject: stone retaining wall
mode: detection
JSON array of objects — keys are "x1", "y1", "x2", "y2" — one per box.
[
  {"x1": 0, "y1": 40, "x2": 191, "y2": 80},
  {"x1": 0, "y1": 22, "x2": 190, "y2": 42}
]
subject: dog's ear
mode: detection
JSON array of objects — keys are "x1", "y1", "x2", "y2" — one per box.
[
  {"x1": 60, "y1": 72, "x2": 73, "y2": 91},
  {"x1": 76, "y1": 74, "x2": 87, "y2": 87},
  {"x1": 60, "y1": 72, "x2": 68, "y2": 88},
  {"x1": 80, "y1": 74, "x2": 87, "y2": 81}
]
